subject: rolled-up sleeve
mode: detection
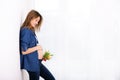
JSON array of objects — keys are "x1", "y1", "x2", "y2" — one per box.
[{"x1": 20, "y1": 28, "x2": 31, "y2": 52}]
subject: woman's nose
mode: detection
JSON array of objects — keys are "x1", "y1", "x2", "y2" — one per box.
[{"x1": 36, "y1": 22, "x2": 38, "y2": 24}]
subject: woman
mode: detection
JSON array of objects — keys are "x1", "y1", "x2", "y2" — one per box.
[{"x1": 19, "y1": 10, "x2": 55, "y2": 80}]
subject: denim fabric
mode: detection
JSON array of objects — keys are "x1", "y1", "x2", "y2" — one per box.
[{"x1": 20, "y1": 27, "x2": 39, "y2": 72}]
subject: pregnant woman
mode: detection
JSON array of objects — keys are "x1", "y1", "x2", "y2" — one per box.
[{"x1": 19, "y1": 10, "x2": 55, "y2": 80}]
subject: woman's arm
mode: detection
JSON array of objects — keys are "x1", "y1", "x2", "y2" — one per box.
[{"x1": 22, "y1": 45, "x2": 42, "y2": 55}]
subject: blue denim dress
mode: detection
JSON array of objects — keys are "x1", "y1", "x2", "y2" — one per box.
[{"x1": 20, "y1": 27, "x2": 40, "y2": 72}]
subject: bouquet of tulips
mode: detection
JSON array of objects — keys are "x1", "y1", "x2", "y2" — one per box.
[{"x1": 42, "y1": 50, "x2": 53, "y2": 61}]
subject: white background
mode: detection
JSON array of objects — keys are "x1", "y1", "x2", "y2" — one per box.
[
  {"x1": 0, "y1": 0, "x2": 34, "y2": 80},
  {"x1": 0, "y1": 0, "x2": 120, "y2": 80},
  {"x1": 35, "y1": 0, "x2": 120, "y2": 80}
]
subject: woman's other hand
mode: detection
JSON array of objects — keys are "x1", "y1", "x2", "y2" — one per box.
[
  {"x1": 37, "y1": 45, "x2": 43, "y2": 59},
  {"x1": 38, "y1": 49, "x2": 43, "y2": 59}
]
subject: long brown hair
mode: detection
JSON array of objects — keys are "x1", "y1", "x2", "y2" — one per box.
[{"x1": 21, "y1": 10, "x2": 43, "y2": 32}]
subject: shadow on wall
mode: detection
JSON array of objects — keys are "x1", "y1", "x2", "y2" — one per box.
[{"x1": 21, "y1": 69, "x2": 29, "y2": 80}]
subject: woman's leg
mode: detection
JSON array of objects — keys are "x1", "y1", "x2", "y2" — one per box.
[
  {"x1": 27, "y1": 71, "x2": 39, "y2": 80},
  {"x1": 39, "y1": 61, "x2": 55, "y2": 80}
]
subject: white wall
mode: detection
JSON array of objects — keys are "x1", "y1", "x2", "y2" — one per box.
[
  {"x1": 0, "y1": 0, "x2": 34, "y2": 80},
  {"x1": 35, "y1": 0, "x2": 120, "y2": 80}
]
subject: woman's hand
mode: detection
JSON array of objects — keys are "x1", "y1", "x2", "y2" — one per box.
[
  {"x1": 38, "y1": 49, "x2": 43, "y2": 59},
  {"x1": 36, "y1": 45, "x2": 43, "y2": 50},
  {"x1": 37, "y1": 45, "x2": 43, "y2": 59}
]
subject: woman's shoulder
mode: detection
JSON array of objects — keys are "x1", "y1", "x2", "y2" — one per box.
[
  {"x1": 20, "y1": 27, "x2": 32, "y2": 35},
  {"x1": 21, "y1": 27, "x2": 29, "y2": 31},
  {"x1": 20, "y1": 27, "x2": 35, "y2": 36},
  {"x1": 20, "y1": 27, "x2": 32, "y2": 33}
]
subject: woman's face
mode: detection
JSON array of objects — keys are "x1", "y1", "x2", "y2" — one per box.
[{"x1": 30, "y1": 17, "x2": 40, "y2": 28}]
